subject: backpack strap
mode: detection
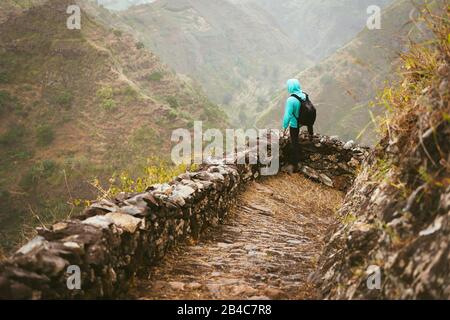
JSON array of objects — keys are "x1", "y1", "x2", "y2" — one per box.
[{"x1": 290, "y1": 94, "x2": 304, "y2": 121}]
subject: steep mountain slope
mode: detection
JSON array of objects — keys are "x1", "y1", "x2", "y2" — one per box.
[
  {"x1": 116, "y1": 0, "x2": 312, "y2": 125},
  {"x1": 0, "y1": 0, "x2": 48, "y2": 23},
  {"x1": 234, "y1": 0, "x2": 393, "y2": 62},
  {"x1": 257, "y1": 0, "x2": 420, "y2": 145},
  {"x1": 0, "y1": 0, "x2": 226, "y2": 252}
]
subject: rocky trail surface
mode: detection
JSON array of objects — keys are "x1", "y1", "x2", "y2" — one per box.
[{"x1": 131, "y1": 173, "x2": 343, "y2": 300}]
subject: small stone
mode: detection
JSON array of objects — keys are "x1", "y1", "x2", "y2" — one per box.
[
  {"x1": 419, "y1": 216, "x2": 444, "y2": 237},
  {"x1": 248, "y1": 295, "x2": 270, "y2": 300},
  {"x1": 287, "y1": 239, "x2": 304, "y2": 245},
  {"x1": 63, "y1": 242, "x2": 81, "y2": 250},
  {"x1": 439, "y1": 79, "x2": 448, "y2": 96},
  {"x1": 168, "y1": 281, "x2": 185, "y2": 291},
  {"x1": 302, "y1": 166, "x2": 319, "y2": 179},
  {"x1": 118, "y1": 205, "x2": 146, "y2": 216},
  {"x1": 168, "y1": 194, "x2": 185, "y2": 206},
  {"x1": 186, "y1": 282, "x2": 202, "y2": 290},
  {"x1": 105, "y1": 212, "x2": 143, "y2": 233},
  {"x1": 16, "y1": 236, "x2": 47, "y2": 255},
  {"x1": 438, "y1": 63, "x2": 449, "y2": 76},
  {"x1": 173, "y1": 184, "x2": 196, "y2": 199},
  {"x1": 217, "y1": 242, "x2": 233, "y2": 249},
  {"x1": 233, "y1": 285, "x2": 258, "y2": 296},
  {"x1": 244, "y1": 244, "x2": 258, "y2": 251},
  {"x1": 207, "y1": 283, "x2": 221, "y2": 293},
  {"x1": 82, "y1": 215, "x2": 114, "y2": 229},
  {"x1": 343, "y1": 140, "x2": 355, "y2": 150},
  {"x1": 90, "y1": 199, "x2": 119, "y2": 212},
  {"x1": 319, "y1": 173, "x2": 334, "y2": 187},
  {"x1": 52, "y1": 222, "x2": 68, "y2": 232}
]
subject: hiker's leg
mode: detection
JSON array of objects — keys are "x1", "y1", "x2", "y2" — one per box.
[
  {"x1": 307, "y1": 125, "x2": 314, "y2": 136},
  {"x1": 289, "y1": 127, "x2": 300, "y2": 164}
]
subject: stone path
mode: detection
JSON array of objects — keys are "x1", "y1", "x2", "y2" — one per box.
[{"x1": 131, "y1": 173, "x2": 343, "y2": 300}]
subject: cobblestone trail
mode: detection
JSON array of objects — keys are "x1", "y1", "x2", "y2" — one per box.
[{"x1": 131, "y1": 173, "x2": 343, "y2": 300}]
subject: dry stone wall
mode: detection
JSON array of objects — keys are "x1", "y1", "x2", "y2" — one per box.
[{"x1": 0, "y1": 133, "x2": 368, "y2": 299}]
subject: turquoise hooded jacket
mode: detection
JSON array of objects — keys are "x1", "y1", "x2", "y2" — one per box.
[{"x1": 283, "y1": 79, "x2": 306, "y2": 129}]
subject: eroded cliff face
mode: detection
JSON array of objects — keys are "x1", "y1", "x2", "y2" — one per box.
[{"x1": 314, "y1": 9, "x2": 449, "y2": 299}]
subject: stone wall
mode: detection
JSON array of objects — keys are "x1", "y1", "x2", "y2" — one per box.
[{"x1": 0, "y1": 133, "x2": 367, "y2": 299}]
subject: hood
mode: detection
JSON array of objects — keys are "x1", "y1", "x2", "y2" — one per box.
[{"x1": 286, "y1": 79, "x2": 306, "y2": 99}]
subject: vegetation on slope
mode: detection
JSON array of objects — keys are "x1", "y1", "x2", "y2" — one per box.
[
  {"x1": 111, "y1": 0, "x2": 312, "y2": 126},
  {"x1": 233, "y1": 0, "x2": 393, "y2": 62},
  {"x1": 0, "y1": 0, "x2": 226, "y2": 252},
  {"x1": 257, "y1": 0, "x2": 422, "y2": 145}
]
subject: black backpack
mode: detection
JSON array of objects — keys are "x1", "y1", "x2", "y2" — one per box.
[{"x1": 291, "y1": 93, "x2": 317, "y2": 127}]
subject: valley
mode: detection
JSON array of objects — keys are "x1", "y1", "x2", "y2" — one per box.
[{"x1": 96, "y1": 0, "x2": 396, "y2": 131}]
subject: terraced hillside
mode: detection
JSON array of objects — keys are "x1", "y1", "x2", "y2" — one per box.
[{"x1": 0, "y1": 0, "x2": 226, "y2": 252}]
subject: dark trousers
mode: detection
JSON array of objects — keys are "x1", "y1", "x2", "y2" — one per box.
[
  {"x1": 289, "y1": 127, "x2": 300, "y2": 165},
  {"x1": 289, "y1": 126, "x2": 314, "y2": 165}
]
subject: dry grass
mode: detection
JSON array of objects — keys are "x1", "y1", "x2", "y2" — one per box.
[
  {"x1": 370, "y1": 1, "x2": 449, "y2": 195},
  {"x1": 251, "y1": 173, "x2": 345, "y2": 219}
]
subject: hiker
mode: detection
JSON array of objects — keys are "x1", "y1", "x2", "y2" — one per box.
[{"x1": 282, "y1": 79, "x2": 315, "y2": 171}]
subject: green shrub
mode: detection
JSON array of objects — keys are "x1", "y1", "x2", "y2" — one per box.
[
  {"x1": 136, "y1": 41, "x2": 145, "y2": 50},
  {"x1": 12, "y1": 150, "x2": 33, "y2": 160},
  {"x1": 97, "y1": 86, "x2": 117, "y2": 111},
  {"x1": 131, "y1": 126, "x2": 159, "y2": 149},
  {"x1": 51, "y1": 90, "x2": 73, "y2": 109},
  {"x1": 146, "y1": 72, "x2": 164, "y2": 82},
  {"x1": 0, "y1": 71, "x2": 9, "y2": 83},
  {"x1": 19, "y1": 160, "x2": 57, "y2": 190},
  {"x1": 101, "y1": 98, "x2": 117, "y2": 111},
  {"x1": 21, "y1": 84, "x2": 33, "y2": 91},
  {"x1": 96, "y1": 86, "x2": 114, "y2": 100},
  {"x1": 166, "y1": 109, "x2": 178, "y2": 120},
  {"x1": 20, "y1": 164, "x2": 41, "y2": 190},
  {"x1": 0, "y1": 125, "x2": 25, "y2": 147},
  {"x1": 0, "y1": 91, "x2": 17, "y2": 113},
  {"x1": 36, "y1": 125, "x2": 55, "y2": 147},
  {"x1": 117, "y1": 86, "x2": 138, "y2": 103},
  {"x1": 113, "y1": 29, "x2": 122, "y2": 37},
  {"x1": 41, "y1": 159, "x2": 57, "y2": 174},
  {"x1": 166, "y1": 96, "x2": 179, "y2": 109}
]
